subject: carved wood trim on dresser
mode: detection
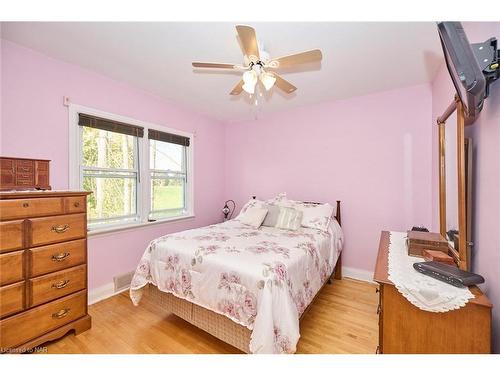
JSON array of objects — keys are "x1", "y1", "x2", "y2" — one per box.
[
  {"x1": 373, "y1": 231, "x2": 492, "y2": 354},
  {"x1": 0, "y1": 191, "x2": 91, "y2": 353}
]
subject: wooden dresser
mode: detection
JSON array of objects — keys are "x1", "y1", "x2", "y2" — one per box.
[
  {"x1": 0, "y1": 191, "x2": 91, "y2": 353},
  {"x1": 373, "y1": 231, "x2": 492, "y2": 354}
]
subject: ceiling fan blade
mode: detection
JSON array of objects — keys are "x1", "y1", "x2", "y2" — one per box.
[
  {"x1": 192, "y1": 62, "x2": 239, "y2": 69},
  {"x1": 230, "y1": 80, "x2": 244, "y2": 95},
  {"x1": 236, "y1": 25, "x2": 260, "y2": 61},
  {"x1": 267, "y1": 49, "x2": 322, "y2": 69},
  {"x1": 274, "y1": 74, "x2": 297, "y2": 94}
]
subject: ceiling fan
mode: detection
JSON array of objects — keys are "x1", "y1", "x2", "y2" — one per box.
[{"x1": 192, "y1": 25, "x2": 322, "y2": 96}]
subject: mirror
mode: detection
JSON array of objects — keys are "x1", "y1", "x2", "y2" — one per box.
[
  {"x1": 445, "y1": 112, "x2": 459, "y2": 250},
  {"x1": 438, "y1": 98, "x2": 472, "y2": 271}
]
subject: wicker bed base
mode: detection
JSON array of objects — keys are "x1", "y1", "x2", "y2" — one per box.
[
  {"x1": 146, "y1": 285, "x2": 252, "y2": 353},
  {"x1": 144, "y1": 255, "x2": 341, "y2": 354}
]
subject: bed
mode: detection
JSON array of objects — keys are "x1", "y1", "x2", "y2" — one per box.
[{"x1": 130, "y1": 200, "x2": 343, "y2": 354}]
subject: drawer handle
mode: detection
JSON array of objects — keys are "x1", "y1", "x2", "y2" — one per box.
[
  {"x1": 52, "y1": 224, "x2": 70, "y2": 233},
  {"x1": 52, "y1": 308, "x2": 70, "y2": 319},
  {"x1": 23, "y1": 202, "x2": 30, "y2": 208},
  {"x1": 74, "y1": 202, "x2": 80, "y2": 208},
  {"x1": 52, "y1": 280, "x2": 70, "y2": 289},
  {"x1": 52, "y1": 252, "x2": 70, "y2": 261}
]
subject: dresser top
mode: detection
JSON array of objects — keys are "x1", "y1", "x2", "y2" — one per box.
[
  {"x1": 374, "y1": 231, "x2": 492, "y2": 308},
  {"x1": 0, "y1": 190, "x2": 91, "y2": 199}
]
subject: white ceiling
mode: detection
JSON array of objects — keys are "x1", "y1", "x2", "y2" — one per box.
[{"x1": 1, "y1": 22, "x2": 443, "y2": 121}]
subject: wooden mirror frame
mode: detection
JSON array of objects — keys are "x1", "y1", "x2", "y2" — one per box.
[{"x1": 437, "y1": 96, "x2": 471, "y2": 271}]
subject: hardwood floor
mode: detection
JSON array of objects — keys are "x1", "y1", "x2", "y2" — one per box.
[{"x1": 41, "y1": 278, "x2": 379, "y2": 354}]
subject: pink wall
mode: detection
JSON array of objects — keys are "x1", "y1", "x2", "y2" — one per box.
[
  {"x1": 432, "y1": 22, "x2": 500, "y2": 353},
  {"x1": 0, "y1": 40, "x2": 226, "y2": 289},
  {"x1": 224, "y1": 84, "x2": 434, "y2": 273}
]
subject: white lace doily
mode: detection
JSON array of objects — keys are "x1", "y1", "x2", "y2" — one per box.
[{"x1": 387, "y1": 231, "x2": 474, "y2": 312}]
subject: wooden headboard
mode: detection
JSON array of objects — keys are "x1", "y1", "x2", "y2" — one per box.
[{"x1": 252, "y1": 196, "x2": 341, "y2": 226}]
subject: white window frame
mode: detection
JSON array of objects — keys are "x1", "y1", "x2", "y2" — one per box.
[
  {"x1": 149, "y1": 141, "x2": 188, "y2": 220},
  {"x1": 68, "y1": 104, "x2": 195, "y2": 236},
  {"x1": 82, "y1": 139, "x2": 141, "y2": 228}
]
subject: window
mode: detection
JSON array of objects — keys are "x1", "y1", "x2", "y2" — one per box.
[
  {"x1": 82, "y1": 126, "x2": 139, "y2": 227},
  {"x1": 148, "y1": 128, "x2": 190, "y2": 220},
  {"x1": 70, "y1": 106, "x2": 193, "y2": 232},
  {"x1": 149, "y1": 140, "x2": 187, "y2": 220}
]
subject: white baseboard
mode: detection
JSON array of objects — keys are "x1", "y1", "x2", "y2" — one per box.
[
  {"x1": 342, "y1": 266, "x2": 376, "y2": 284},
  {"x1": 88, "y1": 282, "x2": 129, "y2": 305}
]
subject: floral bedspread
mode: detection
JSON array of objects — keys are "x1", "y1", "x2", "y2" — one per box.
[{"x1": 129, "y1": 219, "x2": 343, "y2": 354}]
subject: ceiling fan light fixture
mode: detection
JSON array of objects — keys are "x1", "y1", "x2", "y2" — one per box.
[
  {"x1": 260, "y1": 71, "x2": 276, "y2": 91},
  {"x1": 192, "y1": 25, "x2": 322, "y2": 97},
  {"x1": 242, "y1": 70, "x2": 258, "y2": 94},
  {"x1": 242, "y1": 82, "x2": 256, "y2": 94},
  {"x1": 243, "y1": 70, "x2": 257, "y2": 84}
]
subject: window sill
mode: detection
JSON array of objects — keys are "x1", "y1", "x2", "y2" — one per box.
[{"x1": 87, "y1": 214, "x2": 195, "y2": 238}]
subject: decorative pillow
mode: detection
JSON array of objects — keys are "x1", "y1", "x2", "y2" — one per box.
[
  {"x1": 275, "y1": 207, "x2": 303, "y2": 231},
  {"x1": 298, "y1": 203, "x2": 334, "y2": 232},
  {"x1": 279, "y1": 200, "x2": 334, "y2": 232},
  {"x1": 262, "y1": 204, "x2": 281, "y2": 227},
  {"x1": 238, "y1": 207, "x2": 269, "y2": 228},
  {"x1": 236, "y1": 198, "x2": 267, "y2": 219}
]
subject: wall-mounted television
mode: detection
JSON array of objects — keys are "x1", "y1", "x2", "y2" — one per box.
[
  {"x1": 437, "y1": 22, "x2": 486, "y2": 123},
  {"x1": 437, "y1": 22, "x2": 499, "y2": 124}
]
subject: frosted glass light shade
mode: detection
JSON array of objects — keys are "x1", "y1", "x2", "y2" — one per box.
[
  {"x1": 260, "y1": 72, "x2": 276, "y2": 91},
  {"x1": 242, "y1": 82, "x2": 256, "y2": 94},
  {"x1": 242, "y1": 70, "x2": 258, "y2": 94}
]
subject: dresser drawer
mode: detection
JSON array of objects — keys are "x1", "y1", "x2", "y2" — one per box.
[
  {"x1": 29, "y1": 213, "x2": 86, "y2": 246},
  {"x1": 0, "y1": 197, "x2": 64, "y2": 220},
  {"x1": 64, "y1": 196, "x2": 86, "y2": 214},
  {"x1": 16, "y1": 164, "x2": 33, "y2": 174},
  {"x1": 15, "y1": 179, "x2": 34, "y2": 187},
  {"x1": 0, "y1": 159, "x2": 16, "y2": 189},
  {"x1": 34, "y1": 161, "x2": 50, "y2": 188},
  {"x1": 0, "y1": 281, "x2": 25, "y2": 318},
  {"x1": 28, "y1": 265, "x2": 86, "y2": 307},
  {"x1": 16, "y1": 159, "x2": 34, "y2": 170},
  {"x1": 16, "y1": 173, "x2": 34, "y2": 183},
  {"x1": 0, "y1": 250, "x2": 24, "y2": 286},
  {"x1": 0, "y1": 290, "x2": 86, "y2": 349},
  {"x1": 0, "y1": 220, "x2": 24, "y2": 253},
  {"x1": 28, "y1": 239, "x2": 86, "y2": 277}
]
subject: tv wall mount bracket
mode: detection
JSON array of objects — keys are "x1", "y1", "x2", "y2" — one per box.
[{"x1": 472, "y1": 37, "x2": 499, "y2": 97}]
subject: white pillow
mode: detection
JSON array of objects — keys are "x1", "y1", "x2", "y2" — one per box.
[
  {"x1": 261, "y1": 204, "x2": 281, "y2": 227},
  {"x1": 299, "y1": 203, "x2": 334, "y2": 232},
  {"x1": 236, "y1": 199, "x2": 267, "y2": 219},
  {"x1": 275, "y1": 207, "x2": 303, "y2": 231},
  {"x1": 238, "y1": 207, "x2": 269, "y2": 228},
  {"x1": 277, "y1": 199, "x2": 334, "y2": 232}
]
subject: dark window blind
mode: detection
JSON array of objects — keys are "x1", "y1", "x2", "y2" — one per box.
[
  {"x1": 148, "y1": 129, "x2": 190, "y2": 147},
  {"x1": 78, "y1": 113, "x2": 144, "y2": 138}
]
